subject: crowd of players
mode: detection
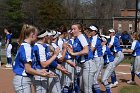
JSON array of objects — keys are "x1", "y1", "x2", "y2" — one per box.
[{"x1": 11, "y1": 23, "x2": 140, "y2": 93}]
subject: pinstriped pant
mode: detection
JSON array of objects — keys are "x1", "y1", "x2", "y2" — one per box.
[
  {"x1": 13, "y1": 75, "x2": 33, "y2": 93},
  {"x1": 48, "y1": 69, "x2": 61, "y2": 93},
  {"x1": 93, "y1": 57, "x2": 104, "y2": 84},
  {"x1": 63, "y1": 60, "x2": 75, "y2": 87},
  {"x1": 114, "y1": 51, "x2": 124, "y2": 66},
  {"x1": 133, "y1": 56, "x2": 140, "y2": 75},
  {"x1": 82, "y1": 59, "x2": 97, "y2": 93},
  {"x1": 102, "y1": 62, "x2": 115, "y2": 85},
  {"x1": 33, "y1": 75, "x2": 48, "y2": 93},
  {"x1": 6, "y1": 44, "x2": 12, "y2": 58}
]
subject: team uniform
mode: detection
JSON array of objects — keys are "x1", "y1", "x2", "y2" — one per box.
[
  {"x1": 91, "y1": 34, "x2": 104, "y2": 93},
  {"x1": 108, "y1": 35, "x2": 124, "y2": 85},
  {"x1": 5, "y1": 33, "x2": 12, "y2": 67},
  {"x1": 48, "y1": 42, "x2": 62, "y2": 93},
  {"x1": 130, "y1": 40, "x2": 140, "y2": 77},
  {"x1": 13, "y1": 42, "x2": 34, "y2": 93},
  {"x1": 57, "y1": 37, "x2": 66, "y2": 87},
  {"x1": 102, "y1": 45, "x2": 115, "y2": 93},
  {"x1": 109, "y1": 36, "x2": 124, "y2": 66},
  {"x1": 72, "y1": 34, "x2": 97, "y2": 93},
  {"x1": 62, "y1": 38, "x2": 75, "y2": 93},
  {"x1": 33, "y1": 43, "x2": 49, "y2": 93}
]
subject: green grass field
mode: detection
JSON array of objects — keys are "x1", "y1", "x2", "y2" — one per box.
[
  {"x1": 122, "y1": 56, "x2": 134, "y2": 64},
  {"x1": 119, "y1": 85, "x2": 140, "y2": 93}
]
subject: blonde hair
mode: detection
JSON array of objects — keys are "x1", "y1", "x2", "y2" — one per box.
[
  {"x1": 18, "y1": 24, "x2": 38, "y2": 46},
  {"x1": 133, "y1": 32, "x2": 139, "y2": 40}
]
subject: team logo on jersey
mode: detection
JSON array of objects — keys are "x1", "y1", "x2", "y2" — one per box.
[
  {"x1": 32, "y1": 53, "x2": 37, "y2": 62},
  {"x1": 73, "y1": 43, "x2": 78, "y2": 48}
]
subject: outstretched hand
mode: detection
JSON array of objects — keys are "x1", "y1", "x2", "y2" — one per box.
[
  {"x1": 38, "y1": 69, "x2": 57, "y2": 77},
  {"x1": 61, "y1": 66, "x2": 70, "y2": 75}
]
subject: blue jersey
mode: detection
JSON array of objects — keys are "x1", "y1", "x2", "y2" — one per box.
[
  {"x1": 108, "y1": 36, "x2": 122, "y2": 53},
  {"x1": 115, "y1": 32, "x2": 121, "y2": 40},
  {"x1": 91, "y1": 35, "x2": 102, "y2": 57},
  {"x1": 131, "y1": 40, "x2": 140, "y2": 56},
  {"x1": 43, "y1": 44, "x2": 58, "y2": 69},
  {"x1": 13, "y1": 42, "x2": 34, "y2": 76},
  {"x1": 102, "y1": 45, "x2": 114, "y2": 63},
  {"x1": 33, "y1": 43, "x2": 47, "y2": 69},
  {"x1": 44, "y1": 44, "x2": 52, "y2": 60},
  {"x1": 6, "y1": 34, "x2": 12, "y2": 44},
  {"x1": 33, "y1": 43, "x2": 58, "y2": 69},
  {"x1": 121, "y1": 33, "x2": 130, "y2": 41},
  {"x1": 72, "y1": 34, "x2": 93, "y2": 63}
]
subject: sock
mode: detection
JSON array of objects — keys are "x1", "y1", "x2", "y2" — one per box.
[
  {"x1": 131, "y1": 71, "x2": 135, "y2": 81},
  {"x1": 94, "y1": 84, "x2": 101, "y2": 93},
  {"x1": 68, "y1": 83, "x2": 73, "y2": 93},
  {"x1": 7, "y1": 57, "x2": 12, "y2": 65},
  {"x1": 74, "y1": 78, "x2": 80, "y2": 93},
  {"x1": 74, "y1": 84, "x2": 80, "y2": 93},
  {"x1": 62, "y1": 86, "x2": 69, "y2": 93},
  {"x1": 111, "y1": 71, "x2": 117, "y2": 84},
  {"x1": 7, "y1": 57, "x2": 9, "y2": 64},
  {"x1": 105, "y1": 84, "x2": 111, "y2": 93},
  {"x1": 92, "y1": 85, "x2": 96, "y2": 93}
]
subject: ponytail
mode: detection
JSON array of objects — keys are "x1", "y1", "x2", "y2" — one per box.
[{"x1": 18, "y1": 24, "x2": 37, "y2": 46}]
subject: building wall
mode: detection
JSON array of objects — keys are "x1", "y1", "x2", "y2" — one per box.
[
  {"x1": 113, "y1": 9, "x2": 140, "y2": 33},
  {"x1": 113, "y1": 19, "x2": 137, "y2": 33}
]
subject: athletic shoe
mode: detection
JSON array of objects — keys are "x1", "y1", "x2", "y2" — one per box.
[
  {"x1": 114, "y1": 81, "x2": 118, "y2": 85},
  {"x1": 5, "y1": 64, "x2": 9, "y2": 67},
  {"x1": 8, "y1": 64, "x2": 12, "y2": 68},
  {"x1": 127, "y1": 80, "x2": 136, "y2": 85},
  {"x1": 5, "y1": 64, "x2": 12, "y2": 68},
  {"x1": 110, "y1": 83, "x2": 117, "y2": 88},
  {"x1": 110, "y1": 81, "x2": 118, "y2": 88}
]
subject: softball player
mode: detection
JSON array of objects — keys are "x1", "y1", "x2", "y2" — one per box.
[
  {"x1": 67, "y1": 23, "x2": 97, "y2": 93},
  {"x1": 89, "y1": 25, "x2": 104, "y2": 93},
  {"x1": 57, "y1": 28, "x2": 76, "y2": 92},
  {"x1": 4, "y1": 28, "x2": 12, "y2": 68},
  {"x1": 33, "y1": 29, "x2": 60, "y2": 93},
  {"x1": 62, "y1": 32, "x2": 77, "y2": 93},
  {"x1": 101, "y1": 37, "x2": 115, "y2": 93},
  {"x1": 123, "y1": 32, "x2": 140, "y2": 83},
  {"x1": 12, "y1": 24, "x2": 49, "y2": 93},
  {"x1": 48, "y1": 30, "x2": 70, "y2": 93},
  {"x1": 108, "y1": 29, "x2": 124, "y2": 87}
]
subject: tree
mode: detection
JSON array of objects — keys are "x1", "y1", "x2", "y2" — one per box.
[
  {"x1": 5, "y1": 0, "x2": 24, "y2": 26},
  {"x1": 5, "y1": 0, "x2": 25, "y2": 38},
  {"x1": 38, "y1": 0, "x2": 67, "y2": 28}
]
